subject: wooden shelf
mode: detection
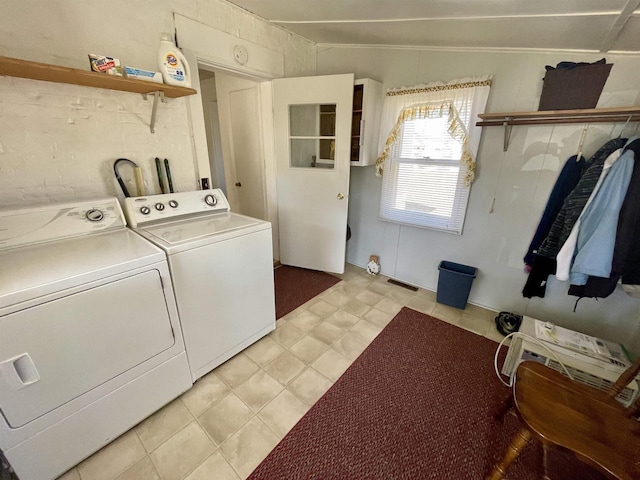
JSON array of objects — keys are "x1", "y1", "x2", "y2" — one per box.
[
  {"x1": 477, "y1": 106, "x2": 640, "y2": 151},
  {"x1": 0, "y1": 55, "x2": 196, "y2": 98}
]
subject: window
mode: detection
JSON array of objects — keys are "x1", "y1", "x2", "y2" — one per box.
[
  {"x1": 376, "y1": 77, "x2": 492, "y2": 235},
  {"x1": 379, "y1": 113, "x2": 469, "y2": 234},
  {"x1": 288, "y1": 103, "x2": 336, "y2": 169}
]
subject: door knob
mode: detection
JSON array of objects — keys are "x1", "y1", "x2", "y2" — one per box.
[
  {"x1": 337, "y1": 193, "x2": 345, "y2": 200},
  {"x1": 235, "y1": 182, "x2": 242, "y2": 187}
]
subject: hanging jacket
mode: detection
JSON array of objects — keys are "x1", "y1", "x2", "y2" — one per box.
[
  {"x1": 569, "y1": 148, "x2": 634, "y2": 285},
  {"x1": 537, "y1": 137, "x2": 627, "y2": 258},
  {"x1": 569, "y1": 138, "x2": 640, "y2": 298},
  {"x1": 523, "y1": 154, "x2": 586, "y2": 267},
  {"x1": 555, "y1": 148, "x2": 623, "y2": 281},
  {"x1": 522, "y1": 137, "x2": 627, "y2": 298}
]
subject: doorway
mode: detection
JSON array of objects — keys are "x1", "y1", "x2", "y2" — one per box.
[
  {"x1": 195, "y1": 68, "x2": 354, "y2": 273},
  {"x1": 198, "y1": 69, "x2": 226, "y2": 195},
  {"x1": 197, "y1": 68, "x2": 268, "y2": 221}
]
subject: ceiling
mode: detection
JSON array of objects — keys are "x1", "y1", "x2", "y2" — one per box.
[{"x1": 225, "y1": 0, "x2": 640, "y2": 53}]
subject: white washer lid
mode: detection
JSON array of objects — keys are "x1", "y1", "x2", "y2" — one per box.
[
  {"x1": 138, "y1": 212, "x2": 270, "y2": 254},
  {"x1": 0, "y1": 228, "x2": 166, "y2": 309}
]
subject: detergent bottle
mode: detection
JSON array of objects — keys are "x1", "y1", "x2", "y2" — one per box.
[{"x1": 157, "y1": 33, "x2": 191, "y2": 87}]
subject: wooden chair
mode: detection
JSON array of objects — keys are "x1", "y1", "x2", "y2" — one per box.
[{"x1": 487, "y1": 358, "x2": 640, "y2": 480}]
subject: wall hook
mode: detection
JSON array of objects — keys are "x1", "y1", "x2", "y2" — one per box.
[
  {"x1": 617, "y1": 115, "x2": 633, "y2": 139},
  {"x1": 576, "y1": 124, "x2": 589, "y2": 160}
]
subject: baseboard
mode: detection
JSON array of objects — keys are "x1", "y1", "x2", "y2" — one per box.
[{"x1": 345, "y1": 261, "x2": 494, "y2": 312}]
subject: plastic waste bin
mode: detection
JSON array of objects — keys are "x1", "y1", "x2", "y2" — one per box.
[{"x1": 437, "y1": 261, "x2": 478, "y2": 309}]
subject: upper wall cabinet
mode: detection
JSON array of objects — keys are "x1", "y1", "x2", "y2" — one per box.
[{"x1": 350, "y1": 78, "x2": 383, "y2": 167}]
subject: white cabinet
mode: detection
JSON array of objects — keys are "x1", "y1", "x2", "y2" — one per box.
[{"x1": 350, "y1": 78, "x2": 383, "y2": 167}]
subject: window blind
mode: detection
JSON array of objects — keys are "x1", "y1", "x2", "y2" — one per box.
[{"x1": 379, "y1": 115, "x2": 470, "y2": 234}]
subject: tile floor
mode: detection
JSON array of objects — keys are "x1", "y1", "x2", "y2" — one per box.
[{"x1": 58, "y1": 265, "x2": 503, "y2": 480}]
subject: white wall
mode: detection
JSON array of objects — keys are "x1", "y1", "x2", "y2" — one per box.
[
  {"x1": 318, "y1": 47, "x2": 640, "y2": 353},
  {"x1": 0, "y1": 0, "x2": 315, "y2": 205}
]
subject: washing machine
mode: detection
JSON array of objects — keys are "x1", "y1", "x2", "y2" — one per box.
[
  {"x1": 123, "y1": 189, "x2": 276, "y2": 381},
  {"x1": 0, "y1": 198, "x2": 192, "y2": 480}
]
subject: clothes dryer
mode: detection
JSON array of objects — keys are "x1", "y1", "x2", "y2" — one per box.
[{"x1": 0, "y1": 198, "x2": 191, "y2": 480}]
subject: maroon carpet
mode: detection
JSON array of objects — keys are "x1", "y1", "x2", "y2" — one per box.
[
  {"x1": 249, "y1": 307, "x2": 606, "y2": 479},
  {"x1": 274, "y1": 265, "x2": 340, "y2": 319}
]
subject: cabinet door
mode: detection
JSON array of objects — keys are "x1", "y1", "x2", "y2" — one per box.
[
  {"x1": 273, "y1": 74, "x2": 354, "y2": 274},
  {"x1": 351, "y1": 78, "x2": 383, "y2": 167}
]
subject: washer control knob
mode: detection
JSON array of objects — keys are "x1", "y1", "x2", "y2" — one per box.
[
  {"x1": 155, "y1": 202, "x2": 165, "y2": 211},
  {"x1": 168, "y1": 200, "x2": 179, "y2": 208},
  {"x1": 85, "y1": 209, "x2": 104, "y2": 222},
  {"x1": 204, "y1": 194, "x2": 217, "y2": 206},
  {"x1": 140, "y1": 206, "x2": 151, "y2": 215}
]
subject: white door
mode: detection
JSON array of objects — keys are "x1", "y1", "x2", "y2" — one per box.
[
  {"x1": 273, "y1": 74, "x2": 354, "y2": 274},
  {"x1": 216, "y1": 72, "x2": 267, "y2": 220},
  {"x1": 208, "y1": 101, "x2": 227, "y2": 194},
  {"x1": 229, "y1": 88, "x2": 266, "y2": 219}
]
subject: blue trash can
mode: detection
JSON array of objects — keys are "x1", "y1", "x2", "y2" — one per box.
[{"x1": 437, "y1": 261, "x2": 478, "y2": 309}]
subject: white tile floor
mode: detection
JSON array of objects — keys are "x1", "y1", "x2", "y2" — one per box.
[{"x1": 58, "y1": 265, "x2": 503, "y2": 480}]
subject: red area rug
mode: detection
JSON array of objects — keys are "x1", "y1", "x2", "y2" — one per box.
[
  {"x1": 249, "y1": 307, "x2": 605, "y2": 479},
  {"x1": 274, "y1": 265, "x2": 340, "y2": 319}
]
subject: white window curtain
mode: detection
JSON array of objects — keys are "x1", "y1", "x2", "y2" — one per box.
[{"x1": 376, "y1": 76, "x2": 492, "y2": 234}]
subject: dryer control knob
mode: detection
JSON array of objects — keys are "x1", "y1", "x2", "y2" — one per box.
[
  {"x1": 204, "y1": 194, "x2": 217, "y2": 206},
  {"x1": 169, "y1": 200, "x2": 179, "y2": 208},
  {"x1": 155, "y1": 202, "x2": 165, "y2": 211},
  {"x1": 140, "y1": 206, "x2": 151, "y2": 215},
  {"x1": 85, "y1": 209, "x2": 104, "y2": 222}
]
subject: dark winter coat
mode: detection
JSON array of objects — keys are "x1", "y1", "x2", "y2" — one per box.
[{"x1": 523, "y1": 154, "x2": 585, "y2": 266}]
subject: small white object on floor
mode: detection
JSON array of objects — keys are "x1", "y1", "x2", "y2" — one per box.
[{"x1": 367, "y1": 255, "x2": 380, "y2": 275}]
